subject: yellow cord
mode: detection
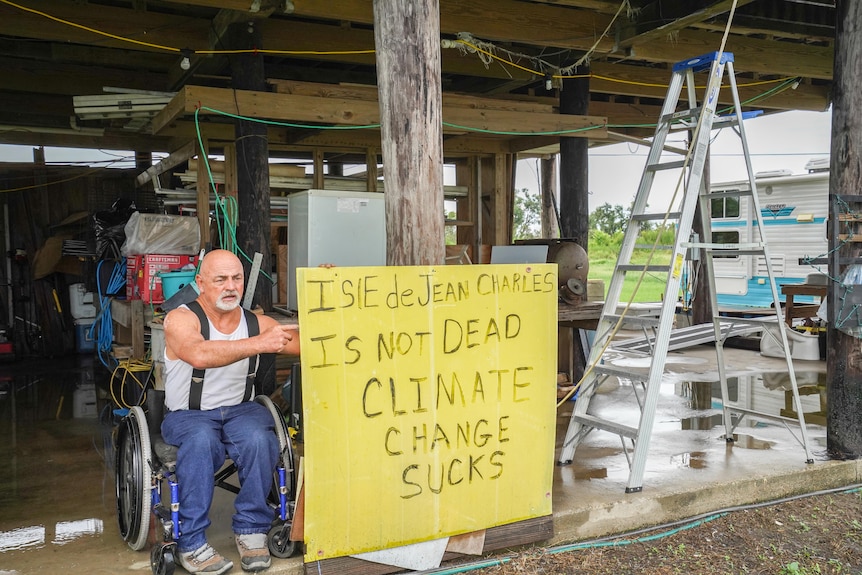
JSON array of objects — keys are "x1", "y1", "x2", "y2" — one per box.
[
  {"x1": 1, "y1": 0, "x2": 794, "y2": 93},
  {"x1": 110, "y1": 360, "x2": 153, "y2": 409}
]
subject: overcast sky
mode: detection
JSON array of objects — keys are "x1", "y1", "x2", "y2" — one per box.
[
  {"x1": 516, "y1": 109, "x2": 833, "y2": 213},
  {"x1": 1, "y1": 108, "x2": 832, "y2": 215}
]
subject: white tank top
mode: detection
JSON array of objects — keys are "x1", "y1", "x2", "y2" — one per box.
[{"x1": 164, "y1": 305, "x2": 254, "y2": 411}]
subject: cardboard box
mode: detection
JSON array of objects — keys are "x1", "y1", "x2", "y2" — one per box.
[{"x1": 126, "y1": 254, "x2": 197, "y2": 304}]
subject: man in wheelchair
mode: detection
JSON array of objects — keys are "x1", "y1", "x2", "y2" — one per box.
[{"x1": 160, "y1": 250, "x2": 300, "y2": 574}]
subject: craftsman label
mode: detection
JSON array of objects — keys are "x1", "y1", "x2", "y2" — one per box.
[{"x1": 297, "y1": 264, "x2": 557, "y2": 561}]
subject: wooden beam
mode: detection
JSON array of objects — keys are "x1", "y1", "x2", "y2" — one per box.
[
  {"x1": 374, "y1": 0, "x2": 445, "y2": 266},
  {"x1": 136, "y1": 141, "x2": 195, "y2": 187},
  {"x1": 365, "y1": 148, "x2": 377, "y2": 193},
  {"x1": 0, "y1": 0, "x2": 210, "y2": 53},
  {"x1": 151, "y1": 85, "x2": 607, "y2": 139},
  {"x1": 493, "y1": 153, "x2": 510, "y2": 246},
  {"x1": 196, "y1": 137, "x2": 210, "y2": 250},
  {"x1": 617, "y1": 0, "x2": 758, "y2": 49}
]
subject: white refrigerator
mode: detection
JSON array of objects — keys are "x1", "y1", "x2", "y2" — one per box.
[{"x1": 287, "y1": 189, "x2": 386, "y2": 310}]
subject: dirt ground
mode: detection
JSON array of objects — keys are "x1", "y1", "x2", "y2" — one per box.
[{"x1": 472, "y1": 489, "x2": 862, "y2": 575}]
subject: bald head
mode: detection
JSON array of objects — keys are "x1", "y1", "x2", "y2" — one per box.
[{"x1": 197, "y1": 250, "x2": 244, "y2": 312}]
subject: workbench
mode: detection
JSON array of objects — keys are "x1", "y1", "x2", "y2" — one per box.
[{"x1": 781, "y1": 283, "x2": 826, "y2": 326}]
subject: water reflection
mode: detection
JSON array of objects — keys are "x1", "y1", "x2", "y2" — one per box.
[
  {"x1": 725, "y1": 433, "x2": 775, "y2": 450},
  {"x1": 53, "y1": 518, "x2": 104, "y2": 545},
  {"x1": 670, "y1": 451, "x2": 708, "y2": 469},
  {"x1": 0, "y1": 518, "x2": 104, "y2": 552},
  {"x1": 676, "y1": 371, "x2": 827, "y2": 431},
  {"x1": 0, "y1": 525, "x2": 44, "y2": 552}
]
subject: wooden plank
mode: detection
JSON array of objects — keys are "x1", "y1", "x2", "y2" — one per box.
[
  {"x1": 196, "y1": 137, "x2": 210, "y2": 249},
  {"x1": 305, "y1": 515, "x2": 553, "y2": 575},
  {"x1": 153, "y1": 85, "x2": 606, "y2": 139},
  {"x1": 136, "y1": 140, "x2": 195, "y2": 186},
  {"x1": 130, "y1": 299, "x2": 145, "y2": 361},
  {"x1": 271, "y1": 79, "x2": 555, "y2": 113}
]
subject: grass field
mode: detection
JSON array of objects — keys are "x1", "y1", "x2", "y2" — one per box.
[{"x1": 588, "y1": 250, "x2": 673, "y2": 303}]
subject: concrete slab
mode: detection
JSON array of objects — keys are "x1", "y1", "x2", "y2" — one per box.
[{"x1": 0, "y1": 345, "x2": 854, "y2": 574}]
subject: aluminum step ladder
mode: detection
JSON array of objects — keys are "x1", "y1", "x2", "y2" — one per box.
[{"x1": 558, "y1": 51, "x2": 814, "y2": 493}]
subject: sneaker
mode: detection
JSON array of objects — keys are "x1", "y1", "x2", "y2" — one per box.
[
  {"x1": 178, "y1": 543, "x2": 233, "y2": 574},
  {"x1": 235, "y1": 533, "x2": 272, "y2": 572}
]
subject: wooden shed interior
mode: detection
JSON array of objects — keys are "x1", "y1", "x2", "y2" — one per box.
[{"x1": 0, "y1": 0, "x2": 836, "y2": 357}]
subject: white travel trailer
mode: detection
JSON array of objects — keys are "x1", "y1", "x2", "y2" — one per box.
[{"x1": 709, "y1": 160, "x2": 829, "y2": 309}]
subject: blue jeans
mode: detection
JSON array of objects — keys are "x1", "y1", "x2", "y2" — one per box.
[{"x1": 162, "y1": 401, "x2": 279, "y2": 552}]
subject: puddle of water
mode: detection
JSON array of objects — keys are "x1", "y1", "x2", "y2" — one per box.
[
  {"x1": 725, "y1": 433, "x2": 776, "y2": 450},
  {"x1": 670, "y1": 451, "x2": 708, "y2": 469},
  {"x1": 573, "y1": 467, "x2": 608, "y2": 480},
  {"x1": 680, "y1": 413, "x2": 724, "y2": 430},
  {"x1": 613, "y1": 355, "x2": 707, "y2": 369},
  {"x1": 0, "y1": 518, "x2": 104, "y2": 552}
]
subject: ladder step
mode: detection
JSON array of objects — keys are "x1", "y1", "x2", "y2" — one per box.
[
  {"x1": 573, "y1": 413, "x2": 639, "y2": 440},
  {"x1": 661, "y1": 106, "x2": 702, "y2": 124},
  {"x1": 631, "y1": 212, "x2": 681, "y2": 222},
  {"x1": 603, "y1": 313, "x2": 661, "y2": 328},
  {"x1": 592, "y1": 363, "x2": 648, "y2": 382},
  {"x1": 672, "y1": 51, "x2": 734, "y2": 73},
  {"x1": 617, "y1": 264, "x2": 671, "y2": 273},
  {"x1": 646, "y1": 159, "x2": 687, "y2": 172},
  {"x1": 713, "y1": 110, "x2": 764, "y2": 128},
  {"x1": 714, "y1": 316, "x2": 779, "y2": 327}
]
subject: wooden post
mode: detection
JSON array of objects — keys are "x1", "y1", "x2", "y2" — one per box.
[
  {"x1": 195, "y1": 137, "x2": 210, "y2": 250},
  {"x1": 690, "y1": 151, "x2": 713, "y2": 325},
  {"x1": 494, "y1": 153, "x2": 511, "y2": 246},
  {"x1": 559, "y1": 67, "x2": 590, "y2": 251},
  {"x1": 827, "y1": 0, "x2": 862, "y2": 459},
  {"x1": 540, "y1": 155, "x2": 559, "y2": 239},
  {"x1": 223, "y1": 143, "x2": 238, "y2": 253},
  {"x1": 312, "y1": 149, "x2": 325, "y2": 189},
  {"x1": 373, "y1": 0, "x2": 444, "y2": 266},
  {"x1": 229, "y1": 20, "x2": 272, "y2": 310},
  {"x1": 366, "y1": 148, "x2": 378, "y2": 193}
]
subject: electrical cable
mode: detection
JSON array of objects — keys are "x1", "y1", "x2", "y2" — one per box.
[
  {"x1": 92, "y1": 258, "x2": 126, "y2": 370},
  {"x1": 0, "y1": 0, "x2": 799, "y2": 97},
  {"x1": 408, "y1": 483, "x2": 862, "y2": 575}
]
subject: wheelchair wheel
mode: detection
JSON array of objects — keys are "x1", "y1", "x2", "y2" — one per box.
[
  {"x1": 151, "y1": 542, "x2": 176, "y2": 575},
  {"x1": 267, "y1": 522, "x2": 297, "y2": 559},
  {"x1": 254, "y1": 395, "x2": 296, "y2": 502},
  {"x1": 115, "y1": 406, "x2": 152, "y2": 551}
]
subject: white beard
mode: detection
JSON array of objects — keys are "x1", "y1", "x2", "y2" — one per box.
[{"x1": 215, "y1": 291, "x2": 241, "y2": 311}]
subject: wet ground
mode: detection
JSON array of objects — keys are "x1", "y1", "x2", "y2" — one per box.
[{"x1": 0, "y1": 343, "x2": 847, "y2": 575}]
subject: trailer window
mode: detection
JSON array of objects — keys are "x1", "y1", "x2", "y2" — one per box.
[
  {"x1": 712, "y1": 231, "x2": 739, "y2": 258},
  {"x1": 711, "y1": 194, "x2": 740, "y2": 218}
]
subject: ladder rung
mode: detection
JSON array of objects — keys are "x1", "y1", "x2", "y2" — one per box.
[
  {"x1": 646, "y1": 159, "x2": 686, "y2": 172},
  {"x1": 574, "y1": 414, "x2": 639, "y2": 440},
  {"x1": 631, "y1": 212, "x2": 681, "y2": 222},
  {"x1": 715, "y1": 316, "x2": 779, "y2": 326},
  {"x1": 661, "y1": 106, "x2": 702, "y2": 124},
  {"x1": 603, "y1": 313, "x2": 661, "y2": 328},
  {"x1": 712, "y1": 115, "x2": 741, "y2": 129},
  {"x1": 617, "y1": 264, "x2": 671, "y2": 273},
  {"x1": 593, "y1": 363, "x2": 648, "y2": 382}
]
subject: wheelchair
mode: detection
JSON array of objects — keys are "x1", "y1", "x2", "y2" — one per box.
[{"x1": 114, "y1": 388, "x2": 299, "y2": 575}]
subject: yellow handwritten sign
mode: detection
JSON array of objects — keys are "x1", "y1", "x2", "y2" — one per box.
[{"x1": 297, "y1": 264, "x2": 557, "y2": 562}]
